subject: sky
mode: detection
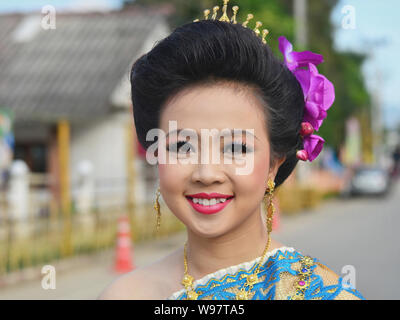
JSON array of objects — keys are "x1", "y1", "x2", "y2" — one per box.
[
  {"x1": 0, "y1": 0, "x2": 122, "y2": 12},
  {"x1": 1, "y1": 0, "x2": 399, "y2": 129},
  {"x1": 331, "y1": 0, "x2": 400, "y2": 130}
]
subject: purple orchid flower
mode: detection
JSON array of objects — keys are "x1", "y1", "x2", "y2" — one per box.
[
  {"x1": 278, "y1": 36, "x2": 324, "y2": 72},
  {"x1": 294, "y1": 63, "x2": 335, "y2": 131},
  {"x1": 302, "y1": 134, "x2": 325, "y2": 162},
  {"x1": 278, "y1": 36, "x2": 334, "y2": 162}
]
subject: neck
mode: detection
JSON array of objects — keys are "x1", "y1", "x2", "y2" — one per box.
[{"x1": 184, "y1": 209, "x2": 280, "y2": 280}]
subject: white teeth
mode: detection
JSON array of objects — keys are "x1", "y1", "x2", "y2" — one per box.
[{"x1": 190, "y1": 197, "x2": 232, "y2": 205}]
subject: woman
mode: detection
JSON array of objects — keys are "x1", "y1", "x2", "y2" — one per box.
[{"x1": 99, "y1": 1, "x2": 364, "y2": 300}]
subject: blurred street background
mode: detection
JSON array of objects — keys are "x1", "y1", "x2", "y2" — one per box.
[{"x1": 1, "y1": 0, "x2": 400, "y2": 300}]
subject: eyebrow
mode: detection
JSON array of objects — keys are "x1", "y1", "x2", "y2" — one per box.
[{"x1": 165, "y1": 129, "x2": 259, "y2": 141}]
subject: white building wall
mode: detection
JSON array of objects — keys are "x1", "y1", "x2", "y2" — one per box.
[
  {"x1": 69, "y1": 111, "x2": 152, "y2": 213},
  {"x1": 69, "y1": 20, "x2": 169, "y2": 212},
  {"x1": 70, "y1": 111, "x2": 130, "y2": 209}
]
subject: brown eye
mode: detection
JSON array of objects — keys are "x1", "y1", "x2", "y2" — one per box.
[
  {"x1": 167, "y1": 141, "x2": 195, "y2": 154},
  {"x1": 224, "y1": 142, "x2": 251, "y2": 154}
]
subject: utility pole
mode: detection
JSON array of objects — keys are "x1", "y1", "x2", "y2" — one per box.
[
  {"x1": 294, "y1": 0, "x2": 308, "y2": 48},
  {"x1": 362, "y1": 38, "x2": 387, "y2": 166},
  {"x1": 371, "y1": 68, "x2": 384, "y2": 166},
  {"x1": 294, "y1": 0, "x2": 310, "y2": 185}
]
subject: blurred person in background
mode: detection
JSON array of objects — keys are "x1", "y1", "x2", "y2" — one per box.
[
  {"x1": 0, "y1": 167, "x2": 10, "y2": 191},
  {"x1": 391, "y1": 144, "x2": 400, "y2": 178}
]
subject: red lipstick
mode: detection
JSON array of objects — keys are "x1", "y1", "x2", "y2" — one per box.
[
  {"x1": 185, "y1": 193, "x2": 234, "y2": 215},
  {"x1": 185, "y1": 192, "x2": 233, "y2": 199}
]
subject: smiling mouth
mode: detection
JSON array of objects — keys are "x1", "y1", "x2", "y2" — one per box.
[
  {"x1": 185, "y1": 196, "x2": 234, "y2": 199},
  {"x1": 185, "y1": 196, "x2": 234, "y2": 215}
]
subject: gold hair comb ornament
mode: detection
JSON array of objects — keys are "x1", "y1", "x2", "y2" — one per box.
[{"x1": 193, "y1": 0, "x2": 270, "y2": 44}]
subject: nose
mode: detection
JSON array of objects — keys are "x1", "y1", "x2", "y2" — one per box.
[{"x1": 191, "y1": 162, "x2": 226, "y2": 186}]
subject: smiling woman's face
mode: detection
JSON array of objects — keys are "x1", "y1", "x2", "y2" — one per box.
[{"x1": 158, "y1": 82, "x2": 282, "y2": 239}]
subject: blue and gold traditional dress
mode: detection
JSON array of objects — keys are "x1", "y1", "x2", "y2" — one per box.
[{"x1": 168, "y1": 247, "x2": 364, "y2": 300}]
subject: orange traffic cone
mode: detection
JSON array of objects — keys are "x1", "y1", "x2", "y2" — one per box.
[{"x1": 114, "y1": 215, "x2": 134, "y2": 273}]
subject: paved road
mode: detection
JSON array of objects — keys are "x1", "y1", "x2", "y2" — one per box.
[
  {"x1": 273, "y1": 180, "x2": 400, "y2": 300},
  {"x1": 0, "y1": 180, "x2": 399, "y2": 299},
  {"x1": 0, "y1": 232, "x2": 187, "y2": 300}
]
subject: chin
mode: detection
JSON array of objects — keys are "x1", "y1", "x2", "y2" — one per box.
[
  {"x1": 183, "y1": 213, "x2": 234, "y2": 239},
  {"x1": 189, "y1": 224, "x2": 229, "y2": 239}
]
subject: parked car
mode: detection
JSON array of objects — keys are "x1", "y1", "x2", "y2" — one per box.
[{"x1": 348, "y1": 166, "x2": 392, "y2": 197}]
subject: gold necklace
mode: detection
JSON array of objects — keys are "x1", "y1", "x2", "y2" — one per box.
[{"x1": 182, "y1": 234, "x2": 271, "y2": 300}]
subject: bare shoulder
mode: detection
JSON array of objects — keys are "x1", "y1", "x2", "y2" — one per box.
[
  {"x1": 98, "y1": 248, "x2": 184, "y2": 300},
  {"x1": 97, "y1": 267, "x2": 149, "y2": 300}
]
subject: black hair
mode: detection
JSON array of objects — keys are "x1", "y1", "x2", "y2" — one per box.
[{"x1": 130, "y1": 20, "x2": 304, "y2": 189}]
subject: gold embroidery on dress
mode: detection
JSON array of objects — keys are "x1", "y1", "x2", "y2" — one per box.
[
  {"x1": 289, "y1": 255, "x2": 315, "y2": 300},
  {"x1": 180, "y1": 251, "x2": 301, "y2": 300},
  {"x1": 170, "y1": 250, "x2": 363, "y2": 300}
]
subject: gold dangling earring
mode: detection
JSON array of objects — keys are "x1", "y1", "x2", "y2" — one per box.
[
  {"x1": 154, "y1": 187, "x2": 161, "y2": 232},
  {"x1": 263, "y1": 179, "x2": 275, "y2": 234}
]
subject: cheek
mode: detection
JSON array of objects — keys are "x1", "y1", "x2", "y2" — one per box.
[
  {"x1": 235, "y1": 153, "x2": 270, "y2": 194},
  {"x1": 158, "y1": 163, "x2": 170, "y2": 182},
  {"x1": 158, "y1": 164, "x2": 187, "y2": 194},
  {"x1": 158, "y1": 164, "x2": 191, "y2": 223}
]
